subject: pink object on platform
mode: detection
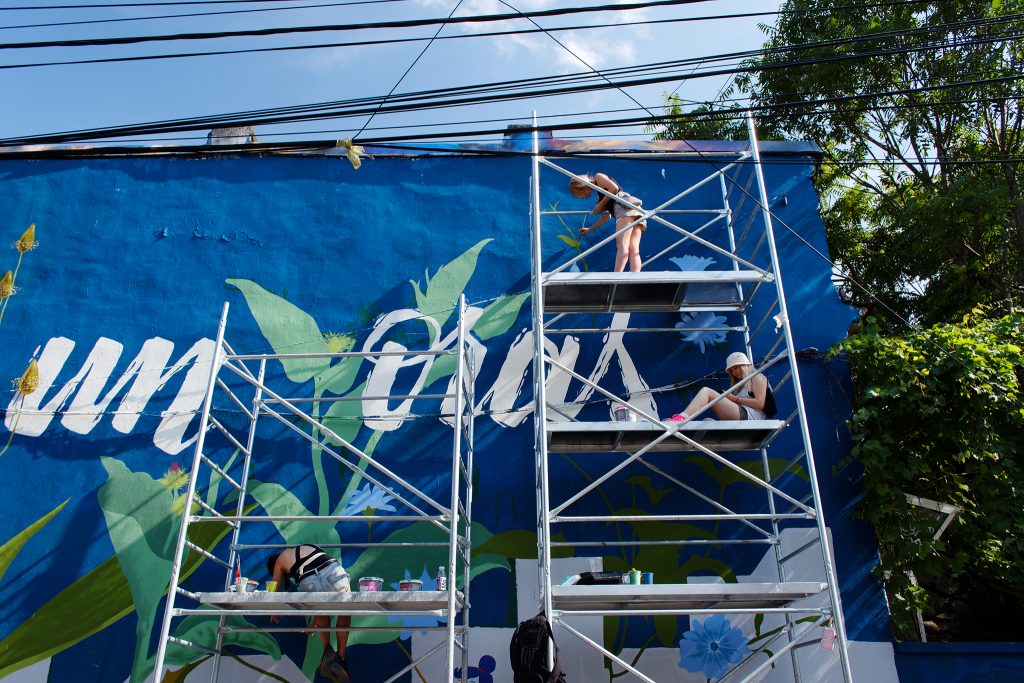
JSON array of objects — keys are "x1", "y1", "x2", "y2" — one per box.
[{"x1": 665, "y1": 413, "x2": 688, "y2": 423}]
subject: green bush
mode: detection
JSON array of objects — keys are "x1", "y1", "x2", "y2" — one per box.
[{"x1": 839, "y1": 309, "x2": 1024, "y2": 638}]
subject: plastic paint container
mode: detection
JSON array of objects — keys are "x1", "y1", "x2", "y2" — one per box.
[
  {"x1": 641, "y1": 572, "x2": 654, "y2": 585},
  {"x1": 231, "y1": 577, "x2": 257, "y2": 593},
  {"x1": 359, "y1": 577, "x2": 383, "y2": 592},
  {"x1": 399, "y1": 579, "x2": 423, "y2": 592}
]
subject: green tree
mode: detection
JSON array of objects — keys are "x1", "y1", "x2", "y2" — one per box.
[
  {"x1": 839, "y1": 310, "x2": 1024, "y2": 639},
  {"x1": 655, "y1": 0, "x2": 1024, "y2": 326}
]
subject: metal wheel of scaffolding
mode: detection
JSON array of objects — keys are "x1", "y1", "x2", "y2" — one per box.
[
  {"x1": 529, "y1": 115, "x2": 854, "y2": 682},
  {"x1": 153, "y1": 296, "x2": 476, "y2": 683}
]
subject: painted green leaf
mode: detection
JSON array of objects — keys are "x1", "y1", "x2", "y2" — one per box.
[
  {"x1": 98, "y1": 458, "x2": 182, "y2": 681},
  {"x1": 319, "y1": 357, "x2": 363, "y2": 396},
  {"x1": 422, "y1": 354, "x2": 457, "y2": 389},
  {"x1": 322, "y1": 383, "x2": 365, "y2": 447},
  {"x1": 626, "y1": 476, "x2": 674, "y2": 505},
  {"x1": 246, "y1": 481, "x2": 340, "y2": 555},
  {"x1": 0, "y1": 498, "x2": 68, "y2": 582},
  {"x1": 475, "y1": 529, "x2": 574, "y2": 559},
  {"x1": 557, "y1": 234, "x2": 580, "y2": 249},
  {"x1": 227, "y1": 278, "x2": 330, "y2": 384},
  {"x1": 473, "y1": 293, "x2": 530, "y2": 341},
  {"x1": 0, "y1": 509, "x2": 241, "y2": 679},
  {"x1": 409, "y1": 239, "x2": 491, "y2": 344}
]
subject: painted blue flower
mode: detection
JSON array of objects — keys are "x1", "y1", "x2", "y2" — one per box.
[
  {"x1": 677, "y1": 614, "x2": 750, "y2": 680},
  {"x1": 387, "y1": 567, "x2": 445, "y2": 638},
  {"x1": 670, "y1": 255, "x2": 715, "y2": 272},
  {"x1": 454, "y1": 654, "x2": 496, "y2": 682},
  {"x1": 340, "y1": 484, "x2": 398, "y2": 516},
  {"x1": 677, "y1": 312, "x2": 729, "y2": 353}
]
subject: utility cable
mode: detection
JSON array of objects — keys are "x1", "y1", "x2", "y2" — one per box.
[
  {"x1": 0, "y1": 1, "x2": 997, "y2": 70},
  {"x1": 0, "y1": 0, "x2": 718, "y2": 49},
  {"x1": 3, "y1": 24, "x2": 1019, "y2": 145},
  {"x1": 353, "y1": 0, "x2": 463, "y2": 139},
  {"x1": 0, "y1": 0, "x2": 388, "y2": 9},
  {"x1": 0, "y1": 0, "x2": 416, "y2": 31}
]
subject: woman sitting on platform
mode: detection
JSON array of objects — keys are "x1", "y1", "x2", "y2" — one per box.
[
  {"x1": 666, "y1": 352, "x2": 768, "y2": 423},
  {"x1": 570, "y1": 172, "x2": 647, "y2": 273}
]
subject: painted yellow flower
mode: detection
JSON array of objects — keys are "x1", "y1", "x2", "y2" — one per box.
[
  {"x1": 18, "y1": 359, "x2": 38, "y2": 396},
  {"x1": 15, "y1": 224, "x2": 37, "y2": 253},
  {"x1": 0, "y1": 271, "x2": 12, "y2": 299},
  {"x1": 324, "y1": 332, "x2": 355, "y2": 354}
]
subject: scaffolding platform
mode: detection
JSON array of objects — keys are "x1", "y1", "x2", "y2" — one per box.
[
  {"x1": 552, "y1": 582, "x2": 827, "y2": 612},
  {"x1": 546, "y1": 419, "x2": 786, "y2": 453},
  {"x1": 542, "y1": 271, "x2": 770, "y2": 313},
  {"x1": 198, "y1": 590, "x2": 466, "y2": 613}
]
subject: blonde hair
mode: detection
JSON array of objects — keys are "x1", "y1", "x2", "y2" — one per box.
[{"x1": 569, "y1": 175, "x2": 594, "y2": 198}]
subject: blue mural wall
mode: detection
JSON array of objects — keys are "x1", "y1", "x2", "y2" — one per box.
[{"x1": 0, "y1": 142, "x2": 889, "y2": 682}]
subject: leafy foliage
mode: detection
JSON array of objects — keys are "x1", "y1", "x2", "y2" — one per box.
[
  {"x1": 838, "y1": 310, "x2": 1024, "y2": 637},
  {"x1": 655, "y1": 0, "x2": 1024, "y2": 326}
]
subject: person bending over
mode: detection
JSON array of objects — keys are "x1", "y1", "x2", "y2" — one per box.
[
  {"x1": 267, "y1": 544, "x2": 352, "y2": 683},
  {"x1": 570, "y1": 172, "x2": 647, "y2": 272},
  {"x1": 667, "y1": 352, "x2": 767, "y2": 423}
]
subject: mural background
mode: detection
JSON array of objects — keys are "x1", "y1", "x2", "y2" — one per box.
[{"x1": 0, "y1": 144, "x2": 891, "y2": 682}]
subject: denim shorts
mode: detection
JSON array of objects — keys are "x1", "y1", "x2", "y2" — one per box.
[{"x1": 297, "y1": 562, "x2": 351, "y2": 593}]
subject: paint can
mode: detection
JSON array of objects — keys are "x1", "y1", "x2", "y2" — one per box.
[
  {"x1": 641, "y1": 572, "x2": 654, "y2": 585},
  {"x1": 399, "y1": 579, "x2": 423, "y2": 592},
  {"x1": 359, "y1": 577, "x2": 383, "y2": 592}
]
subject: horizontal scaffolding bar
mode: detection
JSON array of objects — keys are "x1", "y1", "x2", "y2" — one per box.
[
  {"x1": 545, "y1": 326, "x2": 745, "y2": 334},
  {"x1": 190, "y1": 515, "x2": 446, "y2": 523},
  {"x1": 176, "y1": 586, "x2": 201, "y2": 602},
  {"x1": 192, "y1": 497, "x2": 236, "y2": 526},
  {"x1": 168, "y1": 636, "x2": 218, "y2": 655},
  {"x1": 220, "y1": 625, "x2": 465, "y2": 634},
  {"x1": 173, "y1": 608, "x2": 452, "y2": 618},
  {"x1": 553, "y1": 513, "x2": 813, "y2": 523},
  {"x1": 550, "y1": 538, "x2": 777, "y2": 547},
  {"x1": 233, "y1": 542, "x2": 451, "y2": 550},
  {"x1": 262, "y1": 392, "x2": 452, "y2": 404},
  {"x1": 556, "y1": 607, "x2": 832, "y2": 617},
  {"x1": 228, "y1": 349, "x2": 454, "y2": 361}
]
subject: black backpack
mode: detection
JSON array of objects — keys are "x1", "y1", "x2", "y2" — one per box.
[
  {"x1": 509, "y1": 613, "x2": 567, "y2": 683},
  {"x1": 763, "y1": 384, "x2": 778, "y2": 418}
]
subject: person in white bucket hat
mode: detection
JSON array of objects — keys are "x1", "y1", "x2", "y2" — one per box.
[{"x1": 666, "y1": 351, "x2": 769, "y2": 423}]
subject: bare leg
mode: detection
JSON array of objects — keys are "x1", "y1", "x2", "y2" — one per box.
[
  {"x1": 314, "y1": 616, "x2": 332, "y2": 650},
  {"x1": 613, "y1": 223, "x2": 631, "y2": 272},
  {"x1": 628, "y1": 224, "x2": 644, "y2": 272},
  {"x1": 683, "y1": 386, "x2": 744, "y2": 420},
  {"x1": 336, "y1": 616, "x2": 351, "y2": 659}
]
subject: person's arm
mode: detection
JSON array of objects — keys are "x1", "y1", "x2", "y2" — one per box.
[
  {"x1": 590, "y1": 173, "x2": 619, "y2": 215},
  {"x1": 580, "y1": 212, "x2": 610, "y2": 235},
  {"x1": 727, "y1": 374, "x2": 767, "y2": 411}
]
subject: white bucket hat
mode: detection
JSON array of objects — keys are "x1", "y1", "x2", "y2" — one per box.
[{"x1": 725, "y1": 352, "x2": 751, "y2": 371}]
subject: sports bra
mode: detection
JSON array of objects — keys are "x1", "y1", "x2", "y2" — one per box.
[{"x1": 288, "y1": 545, "x2": 336, "y2": 581}]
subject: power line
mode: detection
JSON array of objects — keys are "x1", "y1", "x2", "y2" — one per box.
[
  {"x1": 2, "y1": 3, "x2": 1007, "y2": 71},
  {"x1": 0, "y1": 0, "x2": 413, "y2": 31},
  {"x1": 3, "y1": 22, "x2": 1019, "y2": 145},
  {"x1": 0, "y1": 0, "x2": 365, "y2": 9},
  {"x1": 0, "y1": 0, "x2": 716, "y2": 49},
  {"x1": 353, "y1": 0, "x2": 463, "y2": 139}
]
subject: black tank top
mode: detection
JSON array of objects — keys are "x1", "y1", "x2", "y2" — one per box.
[{"x1": 288, "y1": 544, "x2": 335, "y2": 581}]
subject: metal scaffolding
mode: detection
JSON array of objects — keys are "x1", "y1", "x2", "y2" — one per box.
[
  {"x1": 529, "y1": 115, "x2": 854, "y2": 682},
  {"x1": 153, "y1": 296, "x2": 476, "y2": 683}
]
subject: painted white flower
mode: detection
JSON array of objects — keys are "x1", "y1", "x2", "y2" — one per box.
[{"x1": 670, "y1": 255, "x2": 716, "y2": 272}]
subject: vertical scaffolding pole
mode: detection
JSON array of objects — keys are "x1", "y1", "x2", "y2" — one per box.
[
  {"x1": 746, "y1": 112, "x2": 854, "y2": 681},
  {"x1": 530, "y1": 112, "x2": 554, "y2": 619},
  {"x1": 153, "y1": 302, "x2": 229, "y2": 682},
  {"x1": 210, "y1": 356, "x2": 265, "y2": 682},
  {"x1": 448, "y1": 294, "x2": 467, "y2": 682}
]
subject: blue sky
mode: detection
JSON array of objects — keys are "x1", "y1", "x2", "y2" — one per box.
[{"x1": 1, "y1": 0, "x2": 775, "y2": 143}]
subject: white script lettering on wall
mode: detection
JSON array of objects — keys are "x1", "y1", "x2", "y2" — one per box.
[
  {"x1": 4, "y1": 312, "x2": 653, "y2": 453},
  {"x1": 4, "y1": 337, "x2": 216, "y2": 455}
]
